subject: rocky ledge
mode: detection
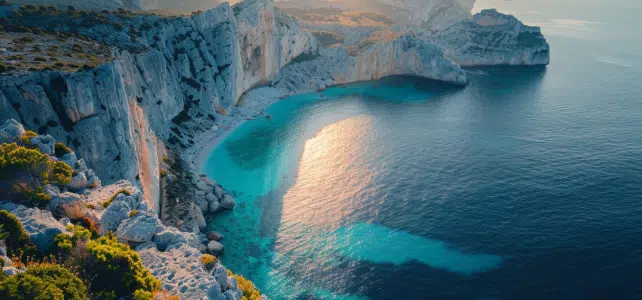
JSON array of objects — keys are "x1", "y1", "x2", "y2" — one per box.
[
  {"x1": 0, "y1": 119, "x2": 250, "y2": 299},
  {"x1": 422, "y1": 9, "x2": 551, "y2": 66}
]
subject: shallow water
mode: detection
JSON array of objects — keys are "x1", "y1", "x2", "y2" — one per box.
[{"x1": 202, "y1": 1, "x2": 642, "y2": 299}]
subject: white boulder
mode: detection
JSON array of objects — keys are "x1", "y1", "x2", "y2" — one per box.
[
  {"x1": 116, "y1": 213, "x2": 159, "y2": 243},
  {"x1": 220, "y1": 195, "x2": 236, "y2": 210}
]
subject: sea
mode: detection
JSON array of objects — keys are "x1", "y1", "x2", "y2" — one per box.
[{"x1": 202, "y1": 0, "x2": 642, "y2": 299}]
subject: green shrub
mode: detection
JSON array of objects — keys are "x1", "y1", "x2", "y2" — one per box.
[
  {"x1": 0, "y1": 223, "x2": 9, "y2": 241},
  {"x1": 128, "y1": 210, "x2": 139, "y2": 218},
  {"x1": 18, "y1": 186, "x2": 51, "y2": 204},
  {"x1": 52, "y1": 224, "x2": 92, "y2": 254},
  {"x1": 228, "y1": 270, "x2": 262, "y2": 300},
  {"x1": 200, "y1": 254, "x2": 217, "y2": 271},
  {"x1": 0, "y1": 263, "x2": 88, "y2": 300},
  {"x1": 51, "y1": 161, "x2": 73, "y2": 186},
  {"x1": 0, "y1": 210, "x2": 38, "y2": 258},
  {"x1": 0, "y1": 143, "x2": 49, "y2": 180},
  {"x1": 18, "y1": 130, "x2": 37, "y2": 146},
  {"x1": 13, "y1": 36, "x2": 34, "y2": 44},
  {"x1": 133, "y1": 290, "x2": 154, "y2": 300},
  {"x1": 102, "y1": 189, "x2": 132, "y2": 208},
  {"x1": 71, "y1": 44, "x2": 83, "y2": 52},
  {"x1": 0, "y1": 143, "x2": 72, "y2": 203},
  {"x1": 85, "y1": 234, "x2": 160, "y2": 297},
  {"x1": 77, "y1": 217, "x2": 100, "y2": 238},
  {"x1": 54, "y1": 142, "x2": 72, "y2": 158}
]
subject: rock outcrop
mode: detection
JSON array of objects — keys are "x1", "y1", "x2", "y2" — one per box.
[
  {"x1": 138, "y1": 244, "x2": 244, "y2": 300},
  {"x1": 0, "y1": 0, "x2": 316, "y2": 213},
  {"x1": 0, "y1": 202, "x2": 68, "y2": 252},
  {"x1": 423, "y1": 9, "x2": 551, "y2": 66},
  {"x1": 273, "y1": 35, "x2": 467, "y2": 93}
]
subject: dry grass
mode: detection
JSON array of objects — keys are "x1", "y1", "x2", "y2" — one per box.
[{"x1": 62, "y1": 202, "x2": 86, "y2": 220}]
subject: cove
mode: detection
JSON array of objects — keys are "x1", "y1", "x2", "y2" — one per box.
[
  {"x1": 202, "y1": 76, "x2": 504, "y2": 299},
  {"x1": 202, "y1": 42, "x2": 642, "y2": 298}
]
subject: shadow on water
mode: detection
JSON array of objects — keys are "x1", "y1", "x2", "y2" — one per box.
[
  {"x1": 256, "y1": 76, "x2": 467, "y2": 240},
  {"x1": 211, "y1": 71, "x2": 553, "y2": 299}
]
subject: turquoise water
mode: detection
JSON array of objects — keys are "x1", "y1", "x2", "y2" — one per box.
[{"x1": 203, "y1": 1, "x2": 642, "y2": 299}]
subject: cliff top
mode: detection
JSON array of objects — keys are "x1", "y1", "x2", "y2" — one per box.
[
  {"x1": 0, "y1": 31, "x2": 112, "y2": 74},
  {"x1": 280, "y1": 7, "x2": 394, "y2": 27}
]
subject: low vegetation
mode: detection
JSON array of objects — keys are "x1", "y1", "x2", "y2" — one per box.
[
  {"x1": 0, "y1": 210, "x2": 37, "y2": 258},
  {"x1": 101, "y1": 189, "x2": 132, "y2": 208},
  {"x1": 85, "y1": 234, "x2": 161, "y2": 297},
  {"x1": 0, "y1": 263, "x2": 88, "y2": 300},
  {"x1": 200, "y1": 254, "x2": 217, "y2": 271},
  {"x1": 54, "y1": 142, "x2": 72, "y2": 158},
  {"x1": 228, "y1": 270, "x2": 262, "y2": 300},
  {"x1": 0, "y1": 211, "x2": 162, "y2": 299},
  {"x1": 0, "y1": 141, "x2": 73, "y2": 205}
]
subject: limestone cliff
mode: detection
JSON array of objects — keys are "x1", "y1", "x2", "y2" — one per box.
[
  {"x1": 423, "y1": 9, "x2": 551, "y2": 66},
  {"x1": 0, "y1": 0, "x2": 316, "y2": 212},
  {"x1": 275, "y1": 35, "x2": 467, "y2": 92}
]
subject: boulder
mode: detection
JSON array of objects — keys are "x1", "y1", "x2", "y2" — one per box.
[
  {"x1": 214, "y1": 186, "x2": 224, "y2": 199},
  {"x1": 100, "y1": 201, "x2": 130, "y2": 232},
  {"x1": 116, "y1": 213, "x2": 159, "y2": 243},
  {"x1": 212, "y1": 264, "x2": 228, "y2": 290},
  {"x1": 43, "y1": 184, "x2": 61, "y2": 197},
  {"x1": 0, "y1": 119, "x2": 25, "y2": 143},
  {"x1": 203, "y1": 177, "x2": 217, "y2": 187},
  {"x1": 153, "y1": 224, "x2": 202, "y2": 251},
  {"x1": 0, "y1": 203, "x2": 67, "y2": 252},
  {"x1": 68, "y1": 173, "x2": 88, "y2": 191},
  {"x1": 3, "y1": 267, "x2": 23, "y2": 276},
  {"x1": 138, "y1": 244, "x2": 229, "y2": 300},
  {"x1": 59, "y1": 218, "x2": 72, "y2": 227},
  {"x1": 220, "y1": 195, "x2": 236, "y2": 210},
  {"x1": 196, "y1": 180, "x2": 210, "y2": 192},
  {"x1": 191, "y1": 203, "x2": 207, "y2": 231},
  {"x1": 48, "y1": 192, "x2": 83, "y2": 215},
  {"x1": 207, "y1": 231, "x2": 224, "y2": 241},
  {"x1": 60, "y1": 152, "x2": 78, "y2": 168},
  {"x1": 76, "y1": 159, "x2": 88, "y2": 173},
  {"x1": 208, "y1": 200, "x2": 221, "y2": 213},
  {"x1": 29, "y1": 135, "x2": 56, "y2": 155},
  {"x1": 206, "y1": 193, "x2": 218, "y2": 203},
  {"x1": 207, "y1": 240, "x2": 224, "y2": 254}
]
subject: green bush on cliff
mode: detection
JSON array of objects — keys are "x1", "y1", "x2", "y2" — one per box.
[
  {"x1": 18, "y1": 130, "x2": 37, "y2": 146},
  {"x1": 52, "y1": 225, "x2": 92, "y2": 254},
  {"x1": 0, "y1": 142, "x2": 73, "y2": 203},
  {"x1": 228, "y1": 270, "x2": 262, "y2": 300},
  {"x1": 0, "y1": 210, "x2": 38, "y2": 258},
  {"x1": 0, "y1": 263, "x2": 88, "y2": 300},
  {"x1": 51, "y1": 161, "x2": 73, "y2": 186},
  {"x1": 84, "y1": 233, "x2": 160, "y2": 297},
  {"x1": 102, "y1": 189, "x2": 132, "y2": 208},
  {"x1": 54, "y1": 142, "x2": 72, "y2": 158}
]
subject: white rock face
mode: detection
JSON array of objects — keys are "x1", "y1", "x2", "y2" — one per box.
[
  {"x1": 0, "y1": 202, "x2": 68, "y2": 252},
  {"x1": 275, "y1": 35, "x2": 467, "y2": 93},
  {"x1": 423, "y1": 9, "x2": 551, "y2": 66},
  {"x1": 138, "y1": 244, "x2": 244, "y2": 300},
  {"x1": 29, "y1": 135, "x2": 56, "y2": 155},
  {"x1": 116, "y1": 213, "x2": 159, "y2": 243},
  {"x1": 0, "y1": 119, "x2": 25, "y2": 144}
]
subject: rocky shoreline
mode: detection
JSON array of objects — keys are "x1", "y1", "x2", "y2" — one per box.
[{"x1": 0, "y1": 0, "x2": 550, "y2": 298}]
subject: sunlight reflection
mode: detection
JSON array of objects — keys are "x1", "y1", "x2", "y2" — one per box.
[{"x1": 279, "y1": 115, "x2": 376, "y2": 229}]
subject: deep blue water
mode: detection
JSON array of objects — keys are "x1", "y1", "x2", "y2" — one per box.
[{"x1": 203, "y1": 1, "x2": 642, "y2": 299}]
